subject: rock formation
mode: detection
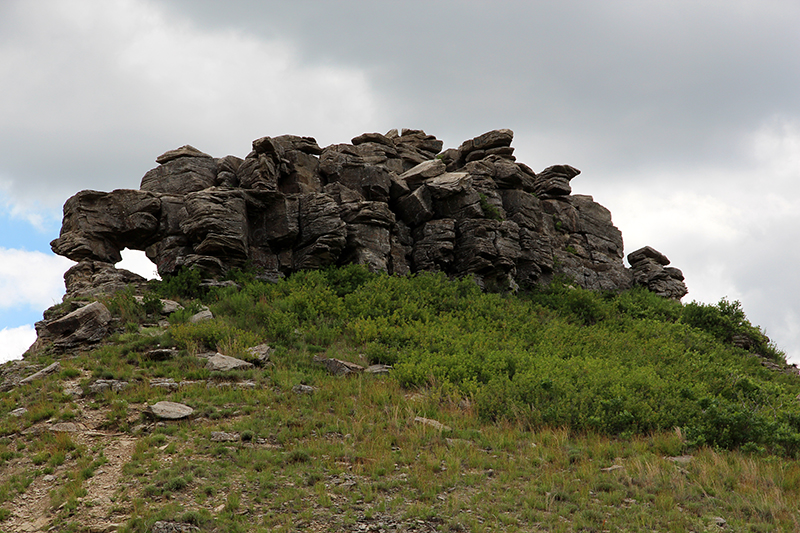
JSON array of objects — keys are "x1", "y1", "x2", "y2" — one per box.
[{"x1": 50, "y1": 128, "x2": 687, "y2": 299}]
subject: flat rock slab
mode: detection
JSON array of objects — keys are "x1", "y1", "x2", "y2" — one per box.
[
  {"x1": 313, "y1": 356, "x2": 365, "y2": 375},
  {"x1": 365, "y1": 364, "x2": 393, "y2": 375},
  {"x1": 414, "y1": 416, "x2": 452, "y2": 432},
  {"x1": 19, "y1": 362, "x2": 61, "y2": 384},
  {"x1": 210, "y1": 431, "x2": 239, "y2": 442},
  {"x1": 50, "y1": 422, "x2": 84, "y2": 433},
  {"x1": 206, "y1": 353, "x2": 254, "y2": 371},
  {"x1": 147, "y1": 401, "x2": 194, "y2": 420}
]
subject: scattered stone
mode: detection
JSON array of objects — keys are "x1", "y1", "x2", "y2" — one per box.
[
  {"x1": 146, "y1": 401, "x2": 194, "y2": 420},
  {"x1": 206, "y1": 353, "x2": 254, "y2": 372},
  {"x1": 365, "y1": 364, "x2": 392, "y2": 375},
  {"x1": 160, "y1": 299, "x2": 183, "y2": 314},
  {"x1": 144, "y1": 348, "x2": 179, "y2": 360},
  {"x1": 247, "y1": 343, "x2": 274, "y2": 363},
  {"x1": 19, "y1": 362, "x2": 61, "y2": 385},
  {"x1": 9, "y1": 407, "x2": 27, "y2": 417},
  {"x1": 208, "y1": 380, "x2": 257, "y2": 390},
  {"x1": 292, "y1": 384, "x2": 317, "y2": 394},
  {"x1": 210, "y1": 431, "x2": 240, "y2": 442},
  {"x1": 88, "y1": 379, "x2": 129, "y2": 394},
  {"x1": 665, "y1": 455, "x2": 694, "y2": 465},
  {"x1": 189, "y1": 307, "x2": 214, "y2": 323},
  {"x1": 150, "y1": 378, "x2": 179, "y2": 391},
  {"x1": 710, "y1": 516, "x2": 727, "y2": 528},
  {"x1": 50, "y1": 422, "x2": 82, "y2": 433},
  {"x1": 313, "y1": 356, "x2": 365, "y2": 375},
  {"x1": 600, "y1": 464, "x2": 624, "y2": 472},
  {"x1": 150, "y1": 520, "x2": 200, "y2": 533},
  {"x1": 414, "y1": 416, "x2": 452, "y2": 432}
]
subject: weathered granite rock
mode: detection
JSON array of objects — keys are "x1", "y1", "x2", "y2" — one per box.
[{"x1": 46, "y1": 128, "x2": 689, "y2": 328}]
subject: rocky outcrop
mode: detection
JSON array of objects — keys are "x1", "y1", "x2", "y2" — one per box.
[
  {"x1": 627, "y1": 246, "x2": 688, "y2": 300},
  {"x1": 50, "y1": 129, "x2": 687, "y2": 297}
]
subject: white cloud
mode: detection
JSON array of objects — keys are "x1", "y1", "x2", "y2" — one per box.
[
  {"x1": 0, "y1": 0, "x2": 384, "y2": 206},
  {"x1": 0, "y1": 325, "x2": 36, "y2": 364},
  {"x1": 0, "y1": 248, "x2": 73, "y2": 310}
]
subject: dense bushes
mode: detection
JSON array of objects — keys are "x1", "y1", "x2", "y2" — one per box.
[{"x1": 152, "y1": 265, "x2": 800, "y2": 455}]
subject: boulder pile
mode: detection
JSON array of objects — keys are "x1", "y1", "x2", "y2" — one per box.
[{"x1": 50, "y1": 128, "x2": 687, "y2": 298}]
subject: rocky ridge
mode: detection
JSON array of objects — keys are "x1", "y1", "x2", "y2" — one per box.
[{"x1": 49, "y1": 128, "x2": 687, "y2": 306}]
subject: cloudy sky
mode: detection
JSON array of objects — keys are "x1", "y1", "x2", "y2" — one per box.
[{"x1": 2, "y1": 0, "x2": 799, "y2": 363}]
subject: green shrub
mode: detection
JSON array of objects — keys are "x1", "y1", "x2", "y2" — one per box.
[{"x1": 153, "y1": 267, "x2": 203, "y2": 299}]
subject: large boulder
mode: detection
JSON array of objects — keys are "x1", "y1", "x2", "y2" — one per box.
[{"x1": 36, "y1": 301, "x2": 113, "y2": 350}]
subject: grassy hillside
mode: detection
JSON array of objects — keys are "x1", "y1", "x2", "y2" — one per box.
[{"x1": 2, "y1": 266, "x2": 800, "y2": 532}]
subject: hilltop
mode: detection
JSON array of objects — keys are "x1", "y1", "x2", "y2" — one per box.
[
  {"x1": 2, "y1": 130, "x2": 799, "y2": 532},
  {"x1": 2, "y1": 266, "x2": 799, "y2": 532}
]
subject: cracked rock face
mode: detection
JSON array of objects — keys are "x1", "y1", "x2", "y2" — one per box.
[{"x1": 50, "y1": 129, "x2": 687, "y2": 298}]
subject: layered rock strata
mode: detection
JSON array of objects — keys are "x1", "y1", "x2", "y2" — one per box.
[{"x1": 51, "y1": 129, "x2": 687, "y2": 297}]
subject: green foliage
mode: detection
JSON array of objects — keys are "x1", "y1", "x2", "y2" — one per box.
[
  {"x1": 152, "y1": 267, "x2": 203, "y2": 299},
  {"x1": 155, "y1": 267, "x2": 796, "y2": 455},
  {"x1": 103, "y1": 288, "x2": 147, "y2": 324},
  {"x1": 148, "y1": 265, "x2": 798, "y2": 454},
  {"x1": 170, "y1": 319, "x2": 261, "y2": 354},
  {"x1": 166, "y1": 302, "x2": 204, "y2": 325},
  {"x1": 682, "y1": 298, "x2": 782, "y2": 361}
]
